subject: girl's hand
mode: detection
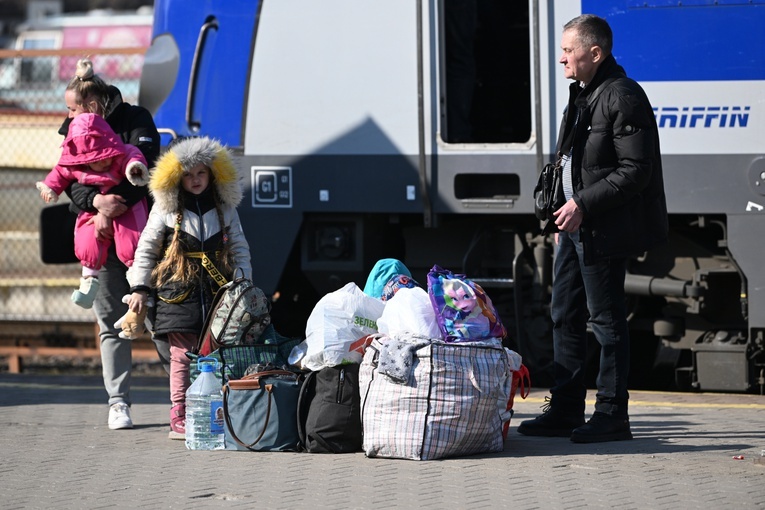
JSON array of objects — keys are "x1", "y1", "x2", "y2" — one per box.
[
  {"x1": 127, "y1": 291, "x2": 149, "y2": 313},
  {"x1": 35, "y1": 182, "x2": 58, "y2": 203}
]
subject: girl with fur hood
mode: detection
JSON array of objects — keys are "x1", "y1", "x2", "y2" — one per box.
[
  {"x1": 125, "y1": 137, "x2": 252, "y2": 440},
  {"x1": 36, "y1": 112, "x2": 149, "y2": 309}
]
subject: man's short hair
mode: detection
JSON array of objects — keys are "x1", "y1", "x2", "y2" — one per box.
[{"x1": 564, "y1": 14, "x2": 613, "y2": 56}]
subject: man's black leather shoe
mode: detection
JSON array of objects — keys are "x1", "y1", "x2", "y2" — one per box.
[
  {"x1": 517, "y1": 398, "x2": 585, "y2": 437},
  {"x1": 570, "y1": 411, "x2": 633, "y2": 443}
]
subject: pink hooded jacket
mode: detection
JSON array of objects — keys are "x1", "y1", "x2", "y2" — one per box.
[{"x1": 40, "y1": 113, "x2": 148, "y2": 197}]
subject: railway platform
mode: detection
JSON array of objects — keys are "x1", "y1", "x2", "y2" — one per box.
[{"x1": 1, "y1": 372, "x2": 763, "y2": 509}]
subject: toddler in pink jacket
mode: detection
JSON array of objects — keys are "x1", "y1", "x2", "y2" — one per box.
[{"x1": 36, "y1": 113, "x2": 150, "y2": 309}]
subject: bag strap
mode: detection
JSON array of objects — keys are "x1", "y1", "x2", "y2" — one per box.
[
  {"x1": 296, "y1": 370, "x2": 317, "y2": 451},
  {"x1": 517, "y1": 364, "x2": 531, "y2": 399},
  {"x1": 585, "y1": 76, "x2": 619, "y2": 107},
  {"x1": 222, "y1": 382, "x2": 274, "y2": 450},
  {"x1": 217, "y1": 282, "x2": 265, "y2": 348},
  {"x1": 194, "y1": 279, "x2": 238, "y2": 354},
  {"x1": 228, "y1": 370, "x2": 298, "y2": 389},
  {"x1": 186, "y1": 251, "x2": 227, "y2": 288},
  {"x1": 193, "y1": 279, "x2": 254, "y2": 354},
  {"x1": 557, "y1": 76, "x2": 619, "y2": 160}
]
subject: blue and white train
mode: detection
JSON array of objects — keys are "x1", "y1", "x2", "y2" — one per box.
[{"x1": 139, "y1": 0, "x2": 765, "y2": 393}]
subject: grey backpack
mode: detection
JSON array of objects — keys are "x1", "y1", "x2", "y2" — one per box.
[{"x1": 196, "y1": 277, "x2": 271, "y2": 356}]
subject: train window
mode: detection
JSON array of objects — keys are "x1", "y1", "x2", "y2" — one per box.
[{"x1": 441, "y1": 0, "x2": 531, "y2": 144}]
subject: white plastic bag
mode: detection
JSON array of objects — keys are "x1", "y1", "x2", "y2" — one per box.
[
  {"x1": 292, "y1": 282, "x2": 385, "y2": 370},
  {"x1": 377, "y1": 287, "x2": 442, "y2": 339}
]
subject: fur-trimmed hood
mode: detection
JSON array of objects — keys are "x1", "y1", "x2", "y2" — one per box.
[{"x1": 149, "y1": 137, "x2": 243, "y2": 213}]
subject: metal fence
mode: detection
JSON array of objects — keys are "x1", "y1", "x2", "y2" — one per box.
[{"x1": 0, "y1": 49, "x2": 148, "y2": 369}]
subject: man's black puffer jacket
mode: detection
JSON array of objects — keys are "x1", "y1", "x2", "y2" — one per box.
[{"x1": 555, "y1": 54, "x2": 668, "y2": 264}]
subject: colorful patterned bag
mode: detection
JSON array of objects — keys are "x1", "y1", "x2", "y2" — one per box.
[
  {"x1": 426, "y1": 265, "x2": 506, "y2": 342},
  {"x1": 359, "y1": 334, "x2": 514, "y2": 460}
]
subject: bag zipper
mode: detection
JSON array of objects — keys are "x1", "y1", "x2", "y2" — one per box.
[{"x1": 336, "y1": 368, "x2": 345, "y2": 403}]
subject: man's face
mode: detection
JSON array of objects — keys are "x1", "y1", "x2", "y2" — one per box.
[{"x1": 559, "y1": 28, "x2": 599, "y2": 85}]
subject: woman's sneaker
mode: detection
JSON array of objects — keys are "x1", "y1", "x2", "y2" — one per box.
[
  {"x1": 71, "y1": 277, "x2": 100, "y2": 309},
  {"x1": 169, "y1": 404, "x2": 186, "y2": 440},
  {"x1": 108, "y1": 402, "x2": 133, "y2": 430}
]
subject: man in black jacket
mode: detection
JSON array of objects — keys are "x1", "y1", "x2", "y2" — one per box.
[{"x1": 518, "y1": 14, "x2": 668, "y2": 443}]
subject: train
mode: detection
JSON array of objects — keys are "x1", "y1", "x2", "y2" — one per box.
[{"x1": 138, "y1": 0, "x2": 765, "y2": 393}]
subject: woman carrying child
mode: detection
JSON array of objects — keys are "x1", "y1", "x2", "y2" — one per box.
[
  {"x1": 55, "y1": 58, "x2": 162, "y2": 431},
  {"x1": 125, "y1": 137, "x2": 252, "y2": 439},
  {"x1": 37, "y1": 113, "x2": 149, "y2": 308}
]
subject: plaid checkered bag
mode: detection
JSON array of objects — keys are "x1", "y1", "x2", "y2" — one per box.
[
  {"x1": 359, "y1": 334, "x2": 514, "y2": 460},
  {"x1": 187, "y1": 325, "x2": 302, "y2": 383}
]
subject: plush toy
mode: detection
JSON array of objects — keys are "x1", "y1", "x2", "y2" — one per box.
[{"x1": 113, "y1": 295, "x2": 153, "y2": 340}]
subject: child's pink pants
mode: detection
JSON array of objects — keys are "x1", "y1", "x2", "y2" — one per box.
[{"x1": 73, "y1": 198, "x2": 148, "y2": 270}]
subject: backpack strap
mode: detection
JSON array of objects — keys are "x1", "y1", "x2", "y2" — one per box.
[{"x1": 193, "y1": 278, "x2": 235, "y2": 355}]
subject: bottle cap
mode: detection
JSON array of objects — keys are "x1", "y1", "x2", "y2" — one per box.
[{"x1": 196, "y1": 356, "x2": 219, "y2": 372}]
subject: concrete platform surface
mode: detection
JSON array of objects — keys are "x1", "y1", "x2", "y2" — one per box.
[{"x1": 1, "y1": 373, "x2": 764, "y2": 509}]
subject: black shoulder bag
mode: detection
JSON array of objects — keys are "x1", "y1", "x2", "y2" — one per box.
[{"x1": 533, "y1": 158, "x2": 565, "y2": 230}]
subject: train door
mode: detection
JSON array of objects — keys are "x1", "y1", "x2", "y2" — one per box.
[{"x1": 143, "y1": 0, "x2": 261, "y2": 146}]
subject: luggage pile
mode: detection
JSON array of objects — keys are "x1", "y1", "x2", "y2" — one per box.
[{"x1": 188, "y1": 261, "x2": 529, "y2": 459}]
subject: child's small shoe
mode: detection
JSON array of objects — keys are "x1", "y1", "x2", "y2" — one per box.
[{"x1": 71, "y1": 277, "x2": 100, "y2": 309}]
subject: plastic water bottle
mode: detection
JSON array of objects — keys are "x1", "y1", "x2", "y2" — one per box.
[{"x1": 185, "y1": 357, "x2": 224, "y2": 450}]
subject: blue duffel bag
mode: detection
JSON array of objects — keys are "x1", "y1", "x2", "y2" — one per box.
[{"x1": 222, "y1": 369, "x2": 303, "y2": 451}]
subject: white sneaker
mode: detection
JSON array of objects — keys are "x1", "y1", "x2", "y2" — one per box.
[{"x1": 108, "y1": 403, "x2": 134, "y2": 430}]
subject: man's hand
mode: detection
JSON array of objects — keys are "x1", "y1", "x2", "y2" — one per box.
[
  {"x1": 93, "y1": 194, "x2": 128, "y2": 218},
  {"x1": 553, "y1": 198, "x2": 584, "y2": 233}
]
